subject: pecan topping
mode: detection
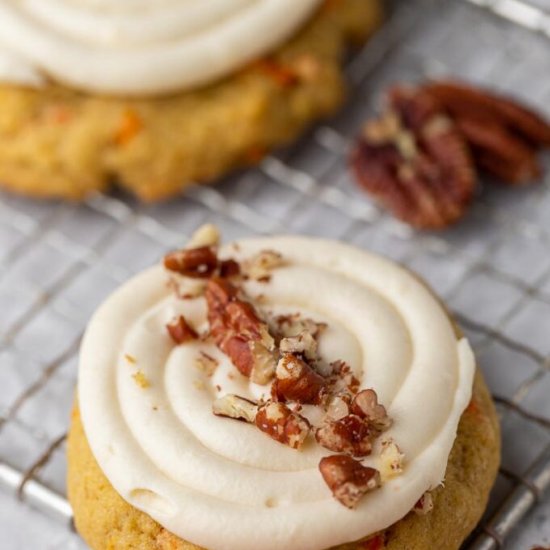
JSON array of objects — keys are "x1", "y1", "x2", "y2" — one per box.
[
  {"x1": 166, "y1": 315, "x2": 198, "y2": 344},
  {"x1": 351, "y1": 389, "x2": 392, "y2": 431},
  {"x1": 319, "y1": 455, "x2": 381, "y2": 509},
  {"x1": 424, "y1": 80, "x2": 550, "y2": 185},
  {"x1": 219, "y1": 258, "x2": 241, "y2": 278},
  {"x1": 413, "y1": 491, "x2": 434, "y2": 516},
  {"x1": 206, "y1": 278, "x2": 276, "y2": 384},
  {"x1": 212, "y1": 394, "x2": 258, "y2": 423},
  {"x1": 187, "y1": 224, "x2": 220, "y2": 249},
  {"x1": 255, "y1": 401, "x2": 311, "y2": 449},
  {"x1": 378, "y1": 438, "x2": 405, "y2": 481},
  {"x1": 328, "y1": 360, "x2": 360, "y2": 398},
  {"x1": 274, "y1": 353, "x2": 326, "y2": 404},
  {"x1": 316, "y1": 414, "x2": 375, "y2": 457},
  {"x1": 242, "y1": 250, "x2": 284, "y2": 282},
  {"x1": 279, "y1": 330, "x2": 318, "y2": 361},
  {"x1": 164, "y1": 246, "x2": 218, "y2": 278},
  {"x1": 275, "y1": 314, "x2": 327, "y2": 339},
  {"x1": 350, "y1": 85, "x2": 476, "y2": 229}
]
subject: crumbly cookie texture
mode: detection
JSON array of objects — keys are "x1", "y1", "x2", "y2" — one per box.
[
  {"x1": 68, "y1": 369, "x2": 499, "y2": 550},
  {"x1": 0, "y1": 0, "x2": 382, "y2": 202}
]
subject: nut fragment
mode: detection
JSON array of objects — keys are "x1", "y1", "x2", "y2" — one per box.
[
  {"x1": 213, "y1": 394, "x2": 258, "y2": 423},
  {"x1": 275, "y1": 353, "x2": 326, "y2": 404},
  {"x1": 166, "y1": 315, "x2": 198, "y2": 344},
  {"x1": 351, "y1": 85, "x2": 475, "y2": 229},
  {"x1": 316, "y1": 414, "x2": 375, "y2": 457},
  {"x1": 255, "y1": 401, "x2": 311, "y2": 449},
  {"x1": 413, "y1": 491, "x2": 434, "y2": 516},
  {"x1": 328, "y1": 360, "x2": 360, "y2": 398},
  {"x1": 279, "y1": 330, "x2": 318, "y2": 361},
  {"x1": 319, "y1": 455, "x2": 381, "y2": 509},
  {"x1": 187, "y1": 224, "x2": 220, "y2": 249},
  {"x1": 242, "y1": 250, "x2": 284, "y2": 281},
  {"x1": 275, "y1": 314, "x2": 327, "y2": 339},
  {"x1": 425, "y1": 81, "x2": 550, "y2": 185},
  {"x1": 351, "y1": 389, "x2": 392, "y2": 431},
  {"x1": 378, "y1": 438, "x2": 405, "y2": 481},
  {"x1": 164, "y1": 246, "x2": 218, "y2": 278},
  {"x1": 206, "y1": 278, "x2": 276, "y2": 384},
  {"x1": 195, "y1": 352, "x2": 218, "y2": 377}
]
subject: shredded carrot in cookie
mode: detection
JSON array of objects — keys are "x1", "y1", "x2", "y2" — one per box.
[
  {"x1": 115, "y1": 109, "x2": 142, "y2": 146},
  {"x1": 253, "y1": 59, "x2": 299, "y2": 88}
]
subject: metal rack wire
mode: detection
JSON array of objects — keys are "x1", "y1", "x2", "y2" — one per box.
[{"x1": 0, "y1": 0, "x2": 549, "y2": 548}]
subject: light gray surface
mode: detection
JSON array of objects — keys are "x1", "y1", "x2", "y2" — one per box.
[{"x1": 0, "y1": 0, "x2": 550, "y2": 548}]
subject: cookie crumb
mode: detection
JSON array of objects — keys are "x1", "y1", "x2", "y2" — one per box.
[{"x1": 132, "y1": 370, "x2": 150, "y2": 389}]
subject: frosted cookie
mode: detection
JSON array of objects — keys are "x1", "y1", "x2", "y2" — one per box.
[
  {"x1": 0, "y1": 0, "x2": 383, "y2": 201},
  {"x1": 67, "y1": 225, "x2": 500, "y2": 549}
]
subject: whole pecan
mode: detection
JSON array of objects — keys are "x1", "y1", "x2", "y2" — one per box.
[
  {"x1": 316, "y1": 414, "x2": 375, "y2": 457},
  {"x1": 166, "y1": 315, "x2": 198, "y2": 344},
  {"x1": 350, "y1": 85, "x2": 476, "y2": 229},
  {"x1": 319, "y1": 455, "x2": 381, "y2": 509},
  {"x1": 164, "y1": 246, "x2": 218, "y2": 278},
  {"x1": 424, "y1": 81, "x2": 550, "y2": 185},
  {"x1": 206, "y1": 278, "x2": 276, "y2": 384},
  {"x1": 275, "y1": 353, "x2": 326, "y2": 404},
  {"x1": 255, "y1": 401, "x2": 311, "y2": 449}
]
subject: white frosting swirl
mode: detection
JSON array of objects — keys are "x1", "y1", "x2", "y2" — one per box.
[
  {"x1": 0, "y1": 0, "x2": 321, "y2": 95},
  {"x1": 78, "y1": 236, "x2": 475, "y2": 550}
]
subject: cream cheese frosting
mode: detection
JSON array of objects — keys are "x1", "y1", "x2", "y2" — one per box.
[
  {"x1": 0, "y1": 0, "x2": 322, "y2": 95},
  {"x1": 78, "y1": 236, "x2": 475, "y2": 550}
]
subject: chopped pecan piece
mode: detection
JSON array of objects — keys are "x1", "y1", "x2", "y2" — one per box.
[
  {"x1": 255, "y1": 401, "x2": 311, "y2": 449},
  {"x1": 351, "y1": 389, "x2": 392, "y2": 431},
  {"x1": 166, "y1": 315, "x2": 198, "y2": 344},
  {"x1": 206, "y1": 278, "x2": 276, "y2": 384},
  {"x1": 219, "y1": 258, "x2": 241, "y2": 278},
  {"x1": 195, "y1": 352, "x2": 218, "y2": 377},
  {"x1": 328, "y1": 360, "x2": 360, "y2": 398},
  {"x1": 424, "y1": 81, "x2": 550, "y2": 185},
  {"x1": 319, "y1": 455, "x2": 381, "y2": 509},
  {"x1": 212, "y1": 394, "x2": 258, "y2": 423},
  {"x1": 275, "y1": 353, "x2": 326, "y2": 404},
  {"x1": 164, "y1": 246, "x2": 218, "y2": 278},
  {"x1": 325, "y1": 395, "x2": 351, "y2": 421},
  {"x1": 351, "y1": 85, "x2": 475, "y2": 229},
  {"x1": 279, "y1": 330, "x2": 318, "y2": 361},
  {"x1": 378, "y1": 438, "x2": 405, "y2": 481},
  {"x1": 413, "y1": 491, "x2": 434, "y2": 516},
  {"x1": 316, "y1": 414, "x2": 375, "y2": 457},
  {"x1": 242, "y1": 250, "x2": 284, "y2": 281},
  {"x1": 187, "y1": 224, "x2": 220, "y2": 249},
  {"x1": 275, "y1": 314, "x2": 327, "y2": 339}
]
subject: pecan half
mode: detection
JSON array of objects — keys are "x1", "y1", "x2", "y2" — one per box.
[
  {"x1": 255, "y1": 401, "x2": 311, "y2": 449},
  {"x1": 206, "y1": 278, "x2": 276, "y2": 384},
  {"x1": 425, "y1": 81, "x2": 550, "y2": 185},
  {"x1": 351, "y1": 389, "x2": 392, "y2": 431},
  {"x1": 166, "y1": 315, "x2": 198, "y2": 344},
  {"x1": 316, "y1": 414, "x2": 375, "y2": 457},
  {"x1": 319, "y1": 455, "x2": 381, "y2": 509},
  {"x1": 275, "y1": 353, "x2": 326, "y2": 404},
  {"x1": 164, "y1": 246, "x2": 218, "y2": 278},
  {"x1": 351, "y1": 85, "x2": 475, "y2": 229},
  {"x1": 212, "y1": 394, "x2": 258, "y2": 423}
]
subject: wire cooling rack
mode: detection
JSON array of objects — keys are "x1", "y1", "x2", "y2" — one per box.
[{"x1": 1, "y1": 0, "x2": 550, "y2": 548}]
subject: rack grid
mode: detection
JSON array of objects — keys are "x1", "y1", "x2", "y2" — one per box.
[{"x1": 0, "y1": 0, "x2": 549, "y2": 548}]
